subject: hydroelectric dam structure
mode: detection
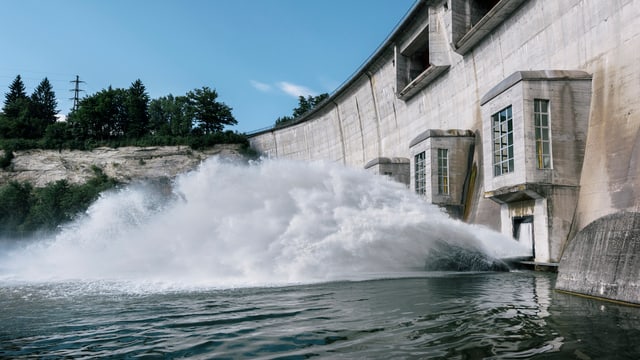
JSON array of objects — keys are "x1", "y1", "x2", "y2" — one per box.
[{"x1": 248, "y1": 0, "x2": 640, "y2": 305}]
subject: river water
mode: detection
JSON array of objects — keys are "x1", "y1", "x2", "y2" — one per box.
[
  {"x1": 2, "y1": 272, "x2": 640, "y2": 359},
  {"x1": 1, "y1": 158, "x2": 639, "y2": 358}
]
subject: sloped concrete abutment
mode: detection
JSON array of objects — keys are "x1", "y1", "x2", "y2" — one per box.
[{"x1": 556, "y1": 211, "x2": 640, "y2": 305}]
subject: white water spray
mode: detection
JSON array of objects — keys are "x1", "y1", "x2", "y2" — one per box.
[{"x1": 0, "y1": 157, "x2": 528, "y2": 288}]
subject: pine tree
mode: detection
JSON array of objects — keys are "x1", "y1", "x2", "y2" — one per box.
[
  {"x1": 30, "y1": 77, "x2": 58, "y2": 124},
  {"x1": 2, "y1": 75, "x2": 29, "y2": 120},
  {"x1": 30, "y1": 77, "x2": 59, "y2": 137},
  {"x1": 126, "y1": 79, "x2": 150, "y2": 138}
]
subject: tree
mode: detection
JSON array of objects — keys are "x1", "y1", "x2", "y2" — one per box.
[
  {"x1": 67, "y1": 86, "x2": 128, "y2": 141},
  {"x1": 0, "y1": 75, "x2": 245, "y2": 148},
  {"x1": 25, "y1": 179, "x2": 70, "y2": 230},
  {"x1": 30, "y1": 77, "x2": 58, "y2": 138},
  {"x1": 0, "y1": 181, "x2": 33, "y2": 236},
  {"x1": 186, "y1": 87, "x2": 236, "y2": 134},
  {"x1": 293, "y1": 93, "x2": 329, "y2": 117},
  {"x1": 126, "y1": 79, "x2": 150, "y2": 138},
  {"x1": 149, "y1": 94, "x2": 192, "y2": 136},
  {"x1": 1, "y1": 75, "x2": 31, "y2": 138},
  {"x1": 275, "y1": 115, "x2": 294, "y2": 127},
  {"x1": 43, "y1": 121, "x2": 73, "y2": 149},
  {"x1": 2, "y1": 75, "x2": 28, "y2": 119},
  {"x1": 275, "y1": 93, "x2": 329, "y2": 127},
  {"x1": 30, "y1": 78, "x2": 58, "y2": 122}
]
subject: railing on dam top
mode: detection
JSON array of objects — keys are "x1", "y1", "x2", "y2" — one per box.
[
  {"x1": 245, "y1": 126, "x2": 275, "y2": 136},
  {"x1": 244, "y1": 1, "x2": 420, "y2": 138}
]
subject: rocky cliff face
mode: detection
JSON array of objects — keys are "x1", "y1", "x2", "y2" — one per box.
[{"x1": 0, "y1": 144, "x2": 246, "y2": 187}]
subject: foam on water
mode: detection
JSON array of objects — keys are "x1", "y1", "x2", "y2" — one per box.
[{"x1": 0, "y1": 157, "x2": 529, "y2": 289}]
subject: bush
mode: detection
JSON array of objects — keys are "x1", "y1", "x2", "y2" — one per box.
[
  {"x1": 0, "y1": 181, "x2": 34, "y2": 236},
  {"x1": 0, "y1": 168, "x2": 119, "y2": 237},
  {"x1": 0, "y1": 148, "x2": 14, "y2": 169}
]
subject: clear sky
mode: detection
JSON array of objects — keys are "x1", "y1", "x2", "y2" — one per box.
[{"x1": 0, "y1": 0, "x2": 416, "y2": 133}]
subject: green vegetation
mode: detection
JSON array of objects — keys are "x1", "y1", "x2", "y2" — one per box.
[
  {"x1": 0, "y1": 75, "x2": 252, "y2": 236},
  {"x1": 275, "y1": 93, "x2": 329, "y2": 127},
  {"x1": 0, "y1": 167, "x2": 118, "y2": 237},
  {"x1": 0, "y1": 75, "x2": 248, "y2": 151}
]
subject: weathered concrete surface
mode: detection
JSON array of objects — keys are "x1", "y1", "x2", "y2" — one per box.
[
  {"x1": 556, "y1": 212, "x2": 640, "y2": 305},
  {"x1": 249, "y1": 0, "x2": 640, "y2": 236},
  {"x1": 364, "y1": 157, "x2": 410, "y2": 186},
  {"x1": 247, "y1": 0, "x2": 640, "y2": 301},
  {"x1": 0, "y1": 144, "x2": 245, "y2": 187}
]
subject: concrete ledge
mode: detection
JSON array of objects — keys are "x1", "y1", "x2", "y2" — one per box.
[
  {"x1": 484, "y1": 182, "x2": 547, "y2": 203},
  {"x1": 398, "y1": 65, "x2": 450, "y2": 100},
  {"x1": 480, "y1": 70, "x2": 592, "y2": 105},
  {"x1": 556, "y1": 211, "x2": 640, "y2": 305},
  {"x1": 409, "y1": 129, "x2": 475, "y2": 148},
  {"x1": 364, "y1": 157, "x2": 409, "y2": 169},
  {"x1": 518, "y1": 261, "x2": 558, "y2": 273}
]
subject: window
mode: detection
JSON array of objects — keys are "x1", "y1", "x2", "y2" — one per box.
[
  {"x1": 396, "y1": 25, "x2": 432, "y2": 95},
  {"x1": 534, "y1": 99, "x2": 552, "y2": 169},
  {"x1": 492, "y1": 106, "x2": 514, "y2": 176},
  {"x1": 451, "y1": 0, "x2": 501, "y2": 45},
  {"x1": 452, "y1": 0, "x2": 527, "y2": 54},
  {"x1": 395, "y1": 4, "x2": 451, "y2": 100},
  {"x1": 437, "y1": 148, "x2": 449, "y2": 195},
  {"x1": 415, "y1": 152, "x2": 426, "y2": 195},
  {"x1": 405, "y1": 42, "x2": 430, "y2": 85}
]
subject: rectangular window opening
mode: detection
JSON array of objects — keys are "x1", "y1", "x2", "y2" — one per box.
[
  {"x1": 492, "y1": 105, "x2": 514, "y2": 176},
  {"x1": 400, "y1": 26, "x2": 431, "y2": 86},
  {"x1": 437, "y1": 148, "x2": 449, "y2": 195},
  {"x1": 415, "y1": 152, "x2": 426, "y2": 195},
  {"x1": 534, "y1": 99, "x2": 552, "y2": 169}
]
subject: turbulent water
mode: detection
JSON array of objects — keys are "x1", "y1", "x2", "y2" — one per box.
[
  {"x1": 2, "y1": 157, "x2": 639, "y2": 358},
  {"x1": 0, "y1": 157, "x2": 527, "y2": 288}
]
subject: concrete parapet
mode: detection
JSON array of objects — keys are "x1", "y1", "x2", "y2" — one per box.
[
  {"x1": 556, "y1": 211, "x2": 640, "y2": 305},
  {"x1": 364, "y1": 157, "x2": 410, "y2": 186}
]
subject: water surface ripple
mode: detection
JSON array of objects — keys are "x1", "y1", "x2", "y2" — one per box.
[{"x1": 2, "y1": 272, "x2": 640, "y2": 359}]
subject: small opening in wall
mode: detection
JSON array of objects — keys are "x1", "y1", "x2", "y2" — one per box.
[
  {"x1": 400, "y1": 25, "x2": 431, "y2": 85},
  {"x1": 452, "y1": 0, "x2": 521, "y2": 53},
  {"x1": 471, "y1": 0, "x2": 501, "y2": 27},
  {"x1": 513, "y1": 215, "x2": 535, "y2": 256}
]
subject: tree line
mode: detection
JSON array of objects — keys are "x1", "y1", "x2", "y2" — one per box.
[
  {"x1": 0, "y1": 75, "x2": 246, "y2": 152},
  {"x1": 274, "y1": 93, "x2": 329, "y2": 127},
  {"x1": 0, "y1": 75, "x2": 250, "y2": 237}
]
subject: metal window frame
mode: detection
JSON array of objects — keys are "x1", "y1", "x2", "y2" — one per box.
[
  {"x1": 533, "y1": 99, "x2": 552, "y2": 169},
  {"x1": 415, "y1": 151, "x2": 426, "y2": 195},
  {"x1": 492, "y1": 106, "x2": 514, "y2": 176},
  {"x1": 437, "y1": 148, "x2": 449, "y2": 195}
]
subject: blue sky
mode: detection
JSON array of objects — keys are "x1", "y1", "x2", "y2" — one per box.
[{"x1": 0, "y1": 0, "x2": 416, "y2": 133}]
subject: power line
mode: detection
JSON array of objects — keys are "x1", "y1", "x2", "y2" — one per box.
[{"x1": 69, "y1": 75, "x2": 85, "y2": 112}]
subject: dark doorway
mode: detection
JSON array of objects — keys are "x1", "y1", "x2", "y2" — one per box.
[{"x1": 513, "y1": 216, "x2": 535, "y2": 257}]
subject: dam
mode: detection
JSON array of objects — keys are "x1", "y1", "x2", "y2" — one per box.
[{"x1": 248, "y1": 0, "x2": 640, "y2": 304}]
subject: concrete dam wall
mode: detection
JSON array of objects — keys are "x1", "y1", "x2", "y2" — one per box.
[
  {"x1": 556, "y1": 212, "x2": 640, "y2": 305},
  {"x1": 248, "y1": 0, "x2": 640, "y2": 303}
]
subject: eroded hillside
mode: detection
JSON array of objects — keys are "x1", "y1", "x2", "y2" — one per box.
[{"x1": 0, "y1": 144, "x2": 245, "y2": 187}]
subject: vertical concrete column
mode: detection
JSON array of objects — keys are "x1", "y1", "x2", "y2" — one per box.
[{"x1": 533, "y1": 198, "x2": 549, "y2": 262}]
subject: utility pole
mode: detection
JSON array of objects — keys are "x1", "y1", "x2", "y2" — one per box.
[{"x1": 69, "y1": 75, "x2": 85, "y2": 112}]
